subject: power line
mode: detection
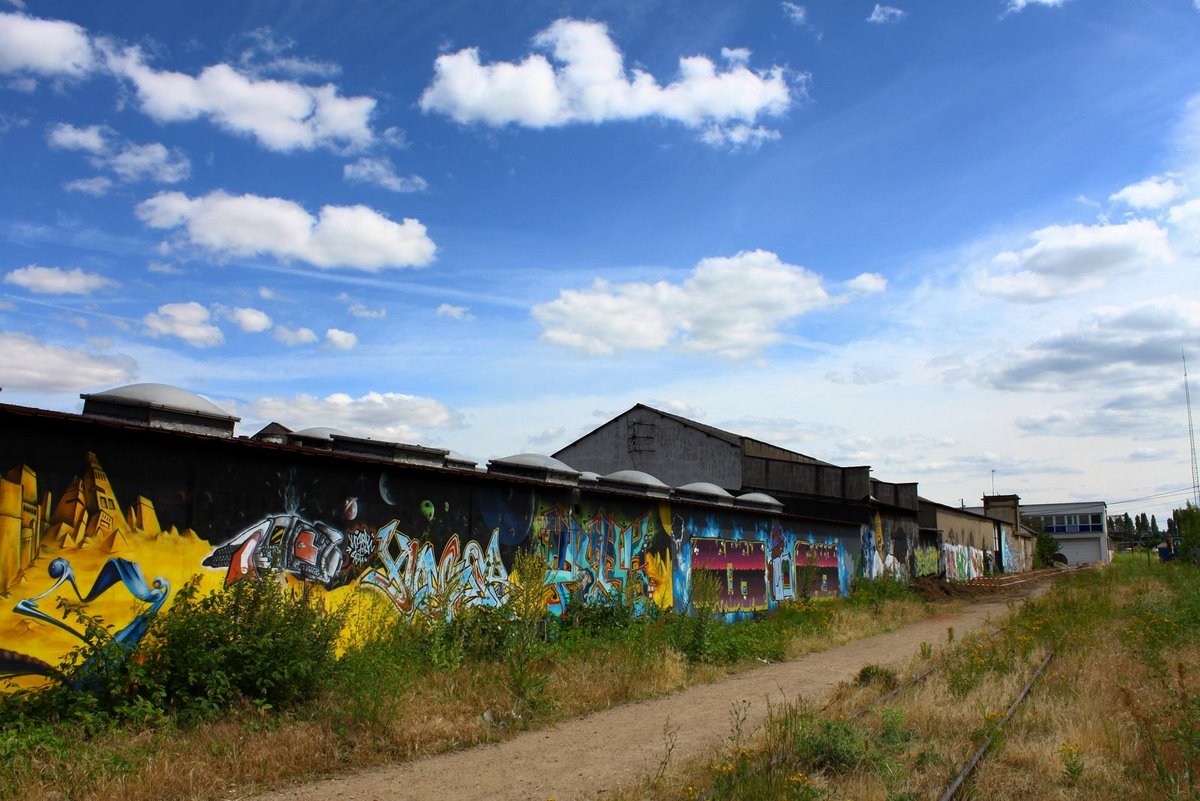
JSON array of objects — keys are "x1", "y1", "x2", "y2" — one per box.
[{"x1": 1107, "y1": 487, "x2": 1198, "y2": 509}]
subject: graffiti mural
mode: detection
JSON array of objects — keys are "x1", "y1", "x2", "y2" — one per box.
[
  {"x1": 0, "y1": 429, "x2": 879, "y2": 691},
  {"x1": 912, "y1": 545, "x2": 940, "y2": 578},
  {"x1": 2, "y1": 557, "x2": 169, "y2": 682},
  {"x1": 794, "y1": 540, "x2": 840, "y2": 598},
  {"x1": 360, "y1": 524, "x2": 510, "y2": 618},
  {"x1": 533, "y1": 503, "x2": 671, "y2": 615},
  {"x1": 0, "y1": 453, "x2": 212, "y2": 688},
  {"x1": 943, "y1": 543, "x2": 987, "y2": 581},
  {"x1": 691, "y1": 537, "x2": 768, "y2": 612}
]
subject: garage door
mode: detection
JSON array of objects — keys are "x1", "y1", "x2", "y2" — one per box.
[{"x1": 1056, "y1": 538, "x2": 1101, "y2": 566}]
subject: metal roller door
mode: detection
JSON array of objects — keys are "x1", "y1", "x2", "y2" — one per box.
[{"x1": 1057, "y1": 538, "x2": 1101, "y2": 565}]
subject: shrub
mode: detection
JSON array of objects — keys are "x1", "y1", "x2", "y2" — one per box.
[{"x1": 138, "y1": 576, "x2": 344, "y2": 719}]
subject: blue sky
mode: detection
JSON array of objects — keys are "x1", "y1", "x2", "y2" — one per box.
[{"x1": 2, "y1": 0, "x2": 1200, "y2": 524}]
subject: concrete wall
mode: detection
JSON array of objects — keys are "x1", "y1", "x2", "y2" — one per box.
[{"x1": 554, "y1": 407, "x2": 743, "y2": 490}]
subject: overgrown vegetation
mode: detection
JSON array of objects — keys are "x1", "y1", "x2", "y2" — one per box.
[
  {"x1": 0, "y1": 560, "x2": 932, "y2": 801},
  {"x1": 620, "y1": 555, "x2": 1200, "y2": 801}
]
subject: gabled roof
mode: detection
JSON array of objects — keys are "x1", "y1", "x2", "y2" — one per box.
[{"x1": 557, "y1": 403, "x2": 830, "y2": 465}]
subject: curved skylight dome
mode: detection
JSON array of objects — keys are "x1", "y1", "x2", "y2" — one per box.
[
  {"x1": 491, "y1": 453, "x2": 578, "y2": 473},
  {"x1": 737, "y1": 492, "x2": 783, "y2": 506},
  {"x1": 88, "y1": 383, "x2": 235, "y2": 419},
  {"x1": 602, "y1": 469, "x2": 668, "y2": 487},
  {"x1": 675, "y1": 482, "x2": 734, "y2": 497},
  {"x1": 292, "y1": 426, "x2": 350, "y2": 440}
]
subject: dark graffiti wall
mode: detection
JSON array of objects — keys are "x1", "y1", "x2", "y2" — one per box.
[{"x1": 0, "y1": 405, "x2": 861, "y2": 688}]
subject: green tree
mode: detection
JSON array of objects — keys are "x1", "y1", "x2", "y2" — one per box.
[{"x1": 1174, "y1": 502, "x2": 1200, "y2": 564}]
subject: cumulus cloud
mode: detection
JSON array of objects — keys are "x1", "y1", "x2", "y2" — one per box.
[
  {"x1": 533, "y1": 249, "x2": 876, "y2": 359},
  {"x1": 64, "y1": 176, "x2": 114, "y2": 195},
  {"x1": 1168, "y1": 198, "x2": 1200, "y2": 254},
  {"x1": 338, "y1": 293, "x2": 386, "y2": 318},
  {"x1": 976, "y1": 219, "x2": 1171, "y2": 302},
  {"x1": 227, "y1": 306, "x2": 272, "y2": 332},
  {"x1": 273, "y1": 324, "x2": 318, "y2": 345},
  {"x1": 781, "y1": 3, "x2": 808, "y2": 25},
  {"x1": 825, "y1": 364, "x2": 899, "y2": 385},
  {"x1": 419, "y1": 18, "x2": 793, "y2": 147},
  {"x1": 1005, "y1": 0, "x2": 1070, "y2": 12},
  {"x1": 0, "y1": 331, "x2": 135, "y2": 391},
  {"x1": 4, "y1": 264, "x2": 116, "y2": 294},
  {"x1": 245, "y1": 391, "x2": 463, "y2": 442},
  {"x1": 143, "y1": 301, "x2": 224, "y2": 347},
  {"x1": 343, "y1": 157, "x2": 428, "y2": 192},
  {"x1": 867, "y1": 5, "x2": 907, "y2": 23},
  {"x1": 49, "y1": 122, "x2": 190, "y2": 184},
  {"x1": 136, "y1": 190, "x2": 436, "y2": 271},
  {"x1": 100, "y1": 42, "x2": 375, "y2": 153},
  {"x1": 324, "y1": 327, "x2": 357, "y2": 349},
  {"x1": 845, "y1": 272, "x2": 887, "y2": 294},
  {"x1": 236, "y1": 28, "x2": 341, "y2": 81},
  {"x1": 1110, "y1": 176, "x2": 1186, "y2": 209},
  {"x1": 48, "y1": 122, "x2": 107, "y2": 153},
  {"x1": 436, "y1": 303, "x2": 473, "y2": 320},
  {"x1": 0, "y1": 11, "x2": 94, "y2": 79},
  {"x1": 987, "y1": 299, "x2": 1200, "y2": 392}
]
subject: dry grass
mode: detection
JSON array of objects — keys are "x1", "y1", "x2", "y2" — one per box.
[
  {"x1": 0, "y1": 584, "x2": 944, "y2": 801},
  {"x1": 616, "y1": 561, "x2": 1199, "y2": 801}
]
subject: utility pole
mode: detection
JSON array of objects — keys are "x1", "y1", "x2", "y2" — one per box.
[{"x1": 1185, "y1": 349, "x2": 1200, "y2": 507}]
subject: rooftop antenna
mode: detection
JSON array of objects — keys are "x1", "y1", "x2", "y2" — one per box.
[
  {"x1": 991, "y1": 469, "x2": 996, "y2": 495},
  {"x1": 1186, "y1": 349, "x2": 1200, "y2": 506}
]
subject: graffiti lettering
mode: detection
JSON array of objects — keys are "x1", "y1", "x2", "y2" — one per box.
[{"x1": 360, "y1": 522, "x2": 509, "y2": 618}]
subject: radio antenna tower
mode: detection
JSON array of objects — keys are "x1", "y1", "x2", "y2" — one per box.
[{"x1": 1185, "y1": 349, "x2": 1200, "y2": 506}]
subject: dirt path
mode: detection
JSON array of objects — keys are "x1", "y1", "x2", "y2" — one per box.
[{"x1": 248, "y1": 588, "x2": 1045, "y2": 801}]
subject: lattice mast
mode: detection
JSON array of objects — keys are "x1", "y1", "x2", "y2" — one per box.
[{"x1": 1186, "y1": 349, "x2": 1200, "y2": 506}]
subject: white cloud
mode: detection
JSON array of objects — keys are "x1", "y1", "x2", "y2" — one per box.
[
  {"x1": 845, "y1": 272, "x2": 887, "y2": 294},
  {"x1": 1110, "y1": 176, "x2": 1186, "y2": 209},
  {"x1": 699, "y1": 123, "x2": 781, "y2": 150},
  {"x1": 48, "y1": 122, "x2": 108, "y2": 153},
  {"x1": 4, "y1": 264, "x2": 115, "y2": 294},
  {"x1": 64, "y1": 176, "x2": 114, "y2": 196},
  {"x1": 1005, "y1": 0, "x2": 1070, "y2": 12},
  {"x1": 781, "y1": 2, "x2": 807, "y2": 25},
  {"x1": 826, "y1": 364, "x2": 899, "y2": 385},
  {"x1": 147, "y1": 260, "x2": 184, "y2": 275},
  {"x1": 101, "y1": 43, "x2": 376, "y2": 153},
  {"x1": 258, "y1": 286, "x2": 276, "y2": 299},
  {"x1": 533, "y1": 249, "x2": 866, "y2": 359},
  {"x1": 343, "y1": 157, "x2": 428, "y2": 192},
  {"x1": 324, "y1": 327, "x2": 357, "y2": 349},
  {"x1": 227, "y1": 306, "x2": 272, "y2": 332},
  {"x1": 108, "y1": 142, "x2": 190, "y2": 183},
  {"x1": 868, "y1": 5, "x2": 907, "y2": 23},
  {"x1": 988, "y1": 298, "x2": 1200, "y2": 392},
  {"x1": 136, "y1": 190, "x2": 436, "y2": 271},
  {"x1": 245, "y1": 391, "x2": 463, "y2": 442},
  {"x1": 237, "y1": 28, "x2": 341, "y2": 81},
  {"x1": 273, "y1": 324, "x2": 318, "y2": 345},
  {"x1": 436, "y1": 303, "x2": 473, "y2": 320},
  {"x1": 0, "y1": 12, "x2": 94, "y2": 78},
  {"x1": 976, "y1": 219, "x2": 1171, "y2": 302},
  {"x1": 1168, "y1": 198, "x2": 1200, "y2": 254},
  {"x1": 0, "y1": 331, "x2": 135, "y2": 391},
  {"x1": 419, "y1": 18, "x2": 793, "y2": 147},
  {"x1": 143, "y1": 301, "x2": 224, "y2": 347},
  {"x1": 49, "y1": 122, "x2": 190, "y2": 184}
]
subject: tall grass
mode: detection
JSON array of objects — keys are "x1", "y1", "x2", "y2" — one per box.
[
  {"x1": 0, "y1": 567, "x2": 934, "y2": 801},
  {"x1": 626, "y1": 557, "x2": 1199, "y2": 801}
]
